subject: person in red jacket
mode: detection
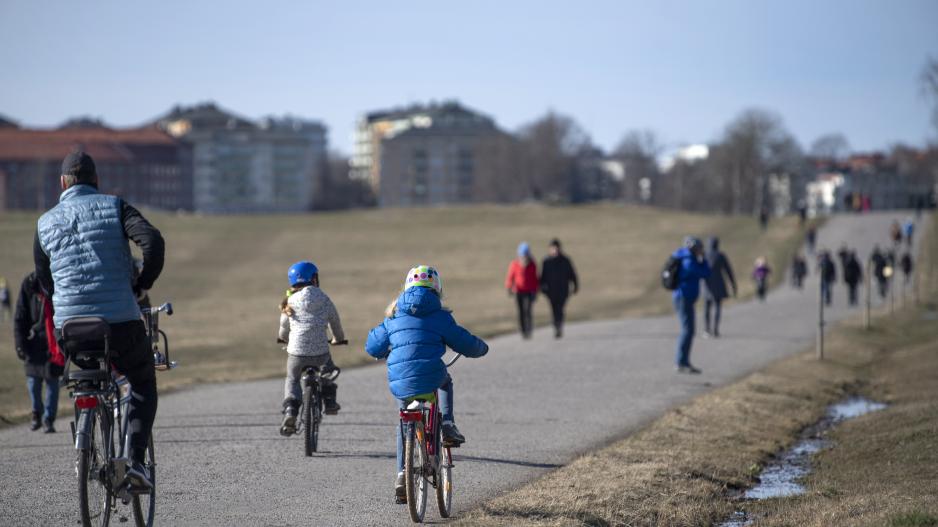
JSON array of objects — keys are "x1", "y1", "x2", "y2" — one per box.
[{"x1": 505, "y1": 242, "x2": 539, "y2": 339}]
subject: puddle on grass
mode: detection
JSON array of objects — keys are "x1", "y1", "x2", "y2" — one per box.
[{"x1": 719, "y1": 396, "x2": 887, "y2": 526}]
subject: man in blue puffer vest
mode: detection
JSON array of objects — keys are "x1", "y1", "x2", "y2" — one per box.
[
  {"x1": 34, "y1": 150, "x2": 165, "y2": 490},
  {"x1": 366, "y1": 265, "x2": 488, "y2": 502},
  {"x1": 671, "y1": 236, "x2": 711, "y2": 374}
]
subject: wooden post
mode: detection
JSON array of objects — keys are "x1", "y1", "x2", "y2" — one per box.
[
  {"x1": 865, "y1": 257, "x2": 872, "y2": 330},
  {"x1": 818, "y1": 277, "x2": 825, "y2": 360}
]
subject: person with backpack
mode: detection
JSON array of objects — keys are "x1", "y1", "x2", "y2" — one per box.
[
  {"x1": 665, "y1": 237, "x2": 711, "y2": 374},
  {"x1": 702, "y1": 237, "x2": 736, "y2": 338},
  {"x1": 13, "y1": 272, "x2": 66, "y2": 433},
  {"x1": 791, "y1": 252, "x2": 808, "y2": 289},
  {"x1": 539, "y1": 239, "x2": 578, "y2": 339}
]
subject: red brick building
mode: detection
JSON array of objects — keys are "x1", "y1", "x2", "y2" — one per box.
[{"x1": 0, "y1": 125, "x2": 192, "y2": 211}]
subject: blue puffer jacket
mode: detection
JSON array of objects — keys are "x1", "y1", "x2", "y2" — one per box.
[
  {"x1": 672, "y1": 247, "x2": 711, "y2": 303},
  {"x1": 37, "y1": 185, "x2": 139, "y2": 327},
  {"x1": 366, "y1": 287, "x2": 488, "y2": 399}
]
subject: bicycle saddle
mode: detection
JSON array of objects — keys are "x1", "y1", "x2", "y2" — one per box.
[{"x1": 62, "y1": 317, "x2": 111, "y2": 342}]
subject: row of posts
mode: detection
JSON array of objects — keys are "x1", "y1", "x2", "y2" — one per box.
[{"x1": 817, "y1": 255, "x2": 915, "y2": 361}]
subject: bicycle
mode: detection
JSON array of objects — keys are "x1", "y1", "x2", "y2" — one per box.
[
  {"x1": 63, "y1": 302, "x2": 174, "y2": 527},
  {"x1": 399, "y1": 354, "x2": 460, "y2": 523},
  {"x1": 280, "y1": 339, "x2": 347, "y2": 456}
]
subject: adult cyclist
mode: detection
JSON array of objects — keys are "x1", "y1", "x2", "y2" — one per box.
[{"x1": 34, "y1": 150, "x2": 165, "y2": 490}]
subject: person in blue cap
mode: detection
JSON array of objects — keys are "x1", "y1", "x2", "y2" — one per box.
[
  {"x1": 505, "y1": 242, "x2": 539, "y2": 339},
  {"x1": 671, "y1": 236, "x2": 711, "y2": 373}
]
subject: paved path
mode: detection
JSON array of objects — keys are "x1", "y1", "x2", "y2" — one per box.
[{"x1": 0, "y1": 212, "x2": 923, "y2": 526}]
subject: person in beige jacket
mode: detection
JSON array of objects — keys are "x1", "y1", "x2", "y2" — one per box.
[{"x1": 278, "y1": 261, "x2": 346, "y2": 436}]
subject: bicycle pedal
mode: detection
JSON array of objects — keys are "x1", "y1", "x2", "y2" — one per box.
[{"x1": 395, "y1": 496, "x2": 407, "y2": 505}]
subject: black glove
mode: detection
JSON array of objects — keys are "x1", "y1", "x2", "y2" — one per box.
[{"x1": 16, "y1": 347, "x2": 26, "y2": 361}]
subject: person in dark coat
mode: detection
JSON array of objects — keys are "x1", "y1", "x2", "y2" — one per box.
[
  {"x1": 806, "y1": 226, "x2": 817, "y2": 254},
  {"x1": 900, "y1": 252, "x2": 913, "y2": 285},
  {"x1": 871, "y1": 245, "x2": 888, "y2": 299},
  {"x1": 703, "y1": 237, "x2": 737, "y2": 338},
  {"x1": 13, "y1": 272, "x2": 65, "y2": 432},
  {"x1": 539, "y1": 239, "x2": 578, "y2": 339},
  {"x1": 818, "y1": 250, "x2": 837, "y2": 306},
  {"x1": 791, "y1": 252, "x2": 808, "y2": 289},
  {"x1": 843, "y1": 251, "x2": 862, "y2": 306}
]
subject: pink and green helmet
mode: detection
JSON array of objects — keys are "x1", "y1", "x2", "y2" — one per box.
[{"x1": 404, "y1": 265, "x2": 443, "y2": 294}]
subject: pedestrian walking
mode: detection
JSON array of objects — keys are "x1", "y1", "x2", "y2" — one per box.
[
  {"x1": 0, "y1": 277, "x2": 11, "y2": 321},
  {"x1": 752, "y1": 257, "x2": 772, "y2": 302},
  {"x1": 791, "y1": 252, "x2": 808, "y2": 289},
  {"x1": 703, "y1": 237, "x2": 736, "y2": 338},
  {"x1": 539, "y1": 239, "x2": 578, "y2": 339},
  {"x1": 758, "y1": 206, "x2": 769, "y2": 231},
  {"x1": 843, "y1": 251, "x2": 862, "y2": 306},
  {"x1": 13, "y1": 272, "x2": 66, "y2": 433},
  {"x1": 900, "y1": 252, "x2": 913, "y2": 285},
  {"x1": 668, "y1": 237, "x2": 710, "y2": 374},
  {"x1": 818, "y1": 250, "x2": 837, "y2": 306},
  {"x1": 903, "y1": 218, "x2": 915, "y2": 248},
  {"x1": 505, "y1": 242, "x2": 538, "y2": 339},
  {"x1": 890, "y1": 220, "x2": 903, "y2": 246},
  {"x1": 806, "y1": 226, "x2": 817, "y2": 254},
  {"x1": 871, "y1": 245, "x2": 889, "y2": 299},
  {"x1": 797, "y1": 201, "x2": 807, "y2": 226}
]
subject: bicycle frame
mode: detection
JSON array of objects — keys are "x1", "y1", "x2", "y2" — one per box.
[{"x1": 399, "y1": 395, "x2": 442, "y2": 478}]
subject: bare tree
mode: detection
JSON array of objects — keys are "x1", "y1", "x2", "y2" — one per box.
[
  {"x1": 613, "y1": 129, "x2": 662, "y2": 204},
  {"x1": 810, "y1": 133, "x2": 851, "y2": 160},
  {"x1": 517, "y1": 111, "x2": 590, "y2": 202},
  {"x1": 921, "y1": 56, "x2": 938, "y2": 133},
  {"x1": 710, "y1": 108, "x2": 803, "y2": 214}
]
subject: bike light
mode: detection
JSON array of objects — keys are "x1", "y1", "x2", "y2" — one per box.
[
  {"x1": 75, "y1": 396, "x2": 98, "y2": 410},
  {"x1": 399, "y1": 410, "x2": 422, "y2": 422}
]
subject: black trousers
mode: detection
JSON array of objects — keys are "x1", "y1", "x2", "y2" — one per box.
[
  {"x1": 546, "y1": 293, "x2": 568, "y2": 332},
  {"x1": 515, "y1": 293, "x2": 535, "y2": 337},
  {"x1": 704, "y1": 297, "x2": 723, "y2": 334},
  {"x1": 60, "y1": 320, "x2": 158, "y2": 463}
]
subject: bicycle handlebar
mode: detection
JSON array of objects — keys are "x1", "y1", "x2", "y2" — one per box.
[
  {"x1": 142, "y1": 302, "x2": 173, "y2": 316},
  {"x1": 445, "y1": 354, "x2": 462, "y2": 367}
]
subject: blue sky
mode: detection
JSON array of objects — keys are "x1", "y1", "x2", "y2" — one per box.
[{"x1": 1, "y1": 1, "x2": 936, "y2": 154}]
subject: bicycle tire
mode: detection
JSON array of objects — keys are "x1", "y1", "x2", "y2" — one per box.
[
  {"x1": 78, "y1": 409, "x2": 113, "y2": 527},
  {"x1": 312, "y1": 388, "x2": 322, "y2": 453},
  {"x1": 435, "y1": 419, "x2": 453, "y2": 518},
  {"x1": 131, "y1": 434, "x2": 156, "y2": 527},
  {"x1": 405, "y1": 422, "x2": 428, "y2": 522},
  {"x1": 304, "y1": 386, "x2": 315, "y2": 456}
]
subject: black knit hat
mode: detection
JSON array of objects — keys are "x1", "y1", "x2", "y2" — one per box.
[{"x1": 61, "y1": 150, "x2": 97, "y2": 183}]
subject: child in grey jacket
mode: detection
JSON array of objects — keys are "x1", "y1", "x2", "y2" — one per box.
[{"x1": 278, "y1": 261, "x2": 346, "y2": 436}]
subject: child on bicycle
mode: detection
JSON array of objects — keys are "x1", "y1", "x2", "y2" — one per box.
[
  {"x1": 278, "y1": 261, "x2": 346, "y2": 436},
  {"x1": 366, "y1": 265, "x2": 489, "y2": 501}
]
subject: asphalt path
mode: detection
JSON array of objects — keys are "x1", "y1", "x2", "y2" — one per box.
[{"x1": 0, "y1": 212, "x2": 923, "y2": 526}]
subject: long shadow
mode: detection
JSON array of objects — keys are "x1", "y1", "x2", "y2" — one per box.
[{"x1": 308, "y1": 450, "x2": 561, "y2": 470}]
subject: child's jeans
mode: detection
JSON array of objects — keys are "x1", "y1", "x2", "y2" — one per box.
[
  {"x1": 283, "y1": 354, "x2": 336, "y2": 408},
  {"x1": 396, "y1": 374, "x2": 454, "y2": 472}
]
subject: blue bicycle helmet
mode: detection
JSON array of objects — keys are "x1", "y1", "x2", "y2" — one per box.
[{"x1": 288, "y1": 261, "x2": 319, "y2": 286}]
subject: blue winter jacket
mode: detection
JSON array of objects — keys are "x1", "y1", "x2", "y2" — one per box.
[
  {"x1": 672, "y1": 247, "x2": 711, "y2": 303},
  {"x1": 366, "y1": 287, "x2": 489, "y2": 399},
  {"x1": 37, "y1": 185, "x2": 140, "y2": 327}
]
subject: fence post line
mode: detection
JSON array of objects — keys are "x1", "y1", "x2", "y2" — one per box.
[
  {"x1": 865, "y1": 257, "x2": 872, "y2": 330},
  {"x1": 818, "y1": 276, "x2": 825, "y2": 360}
]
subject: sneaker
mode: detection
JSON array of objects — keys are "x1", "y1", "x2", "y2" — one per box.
[
  {"x1": 280, "y1": 414, "x2": 296, "y2": 436},
  {"x1": 30, "y1": 413, "x2": 41, "y2": 431},
  {"x1": 395, "y1": 472, "x2": 406, "y2": 503},
  {"x1": 324, "y1": 400, "x2": 341, "y2": 415},
  {"x1": 126, "y1": 461, "x2": 153, "y2": 493},
  {"x1": 676, "y1": 364, "x2": 703, "y2": 374},
  {"x1": 43, "y1": 419, "x2": 56, "y2": 434},
  {"x1": 441, "y1": 422, "x2": 465, "y2": 447}
]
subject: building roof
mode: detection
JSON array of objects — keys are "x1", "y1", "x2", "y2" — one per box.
[
  {"x1": 365, "y1": 100, "x2": 495, "y2": 128},
  {"x1": 0, "y1": 125, "x2": 181, "y2": 163},
  {"x1": 154, "y1": 102, "x2": 255, "y2": 134}
]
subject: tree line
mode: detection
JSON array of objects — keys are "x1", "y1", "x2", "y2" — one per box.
[{"x1": 318, "y1": 58, "x2": 938, "y2": 214}]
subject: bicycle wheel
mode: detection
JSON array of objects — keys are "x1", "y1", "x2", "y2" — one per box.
[
  {"x1": 404, "y1": 422, "x2": 428, "y2": 522},
  {"x1": 131, "y1": 434, "x2": 156, "y2": 527},
  {"x1": 436, "y1": 422, "x2": 453, "y2": 518},
  {"x1": 304, "y1": 386, "x2": 318, "y2": 456},
  {"x1": 78, "y1": 409, "x2": 114, "y2": 527}
]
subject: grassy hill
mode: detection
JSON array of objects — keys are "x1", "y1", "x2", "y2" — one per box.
[{"x1": 0, "y1": 204, "x2": 810, "y2": 422}]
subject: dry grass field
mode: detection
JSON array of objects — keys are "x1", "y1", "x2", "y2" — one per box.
[
  {"x1": 457, "y1": 215, "x2": 937, "y2": 527},
  {"x1": 0, "y1": 204, "x2": 808, "y2": 423}
]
